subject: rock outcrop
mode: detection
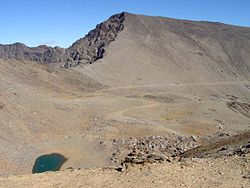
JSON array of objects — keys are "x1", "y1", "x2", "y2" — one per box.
[
  {"x1": 227, "y1": 101, "x2": 250, "y2": 118},
  {"x1": 65, "y1": 12, "x2": 125, "y2": 67}
]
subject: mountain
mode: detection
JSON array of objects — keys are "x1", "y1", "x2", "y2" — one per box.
[
  {"x1": 74, "y1": 12, "x2": 250, "y2": 86},
  {"x1": 1, "y1": 12, "x2": 249, "y2": 86}
]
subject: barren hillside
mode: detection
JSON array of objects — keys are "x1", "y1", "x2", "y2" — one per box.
[{"x1": 75, "y1": 13, "x2": 250, "y2": 86}]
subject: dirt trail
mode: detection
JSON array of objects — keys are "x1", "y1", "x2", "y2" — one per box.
[
  {"x1": 105, "y1": 100, "x2": 160, "y2": 122},
  {"x1": 95, "y1": 81, "x2": 250, "y2": 94}
]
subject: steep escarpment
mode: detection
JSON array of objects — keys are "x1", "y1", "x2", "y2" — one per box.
[
  {"x1": 65, "y1": 12, "x2": 125, "y2": 67},
  {"x1": 0, "y1": 12, "x2": 126, "y2": 66}
]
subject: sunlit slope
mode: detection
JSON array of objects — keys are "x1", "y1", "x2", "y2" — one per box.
[{"x1": 77, "y1": 13, "x2": 250, "y2": 86}]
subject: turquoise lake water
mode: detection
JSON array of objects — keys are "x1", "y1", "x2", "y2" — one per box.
[{"x1": 32, "y1": 153, "x2": 67, "y2": 173}]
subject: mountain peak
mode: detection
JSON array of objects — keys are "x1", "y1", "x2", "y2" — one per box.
[
  {"x1": 0, "y1": 12, "x2": 250, "y2": 70},
  {"x1": 65, "y1": 12, "x2": 126, "y2": 67}
]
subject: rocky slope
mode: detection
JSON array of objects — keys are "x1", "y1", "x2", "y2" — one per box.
[{"x1": 65, "y1": 12, "x2": 125, "y2": 67}]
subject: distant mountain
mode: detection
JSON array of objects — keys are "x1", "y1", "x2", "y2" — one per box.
[
  {"x1": 0, "y1": 42, "x2": 66, "y2": 64},
  {"x1": 0, "y1": 12, "x2": 126, "y2": 67},
  {"x1": 0, "y1": 12, "x2": 250, "y2": 85}
]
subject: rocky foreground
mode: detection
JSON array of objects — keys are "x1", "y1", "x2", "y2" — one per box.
[
  {"x1": 0, "y1": 153, "x2": 249, "y2": 188},
  {"x1": 0, "y1": 131, "x2": 249, "y2": 187}
]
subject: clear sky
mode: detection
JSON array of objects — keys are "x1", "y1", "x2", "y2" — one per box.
[{"x1": 0, "y1": 0, "x2": 249, "y2": 48}]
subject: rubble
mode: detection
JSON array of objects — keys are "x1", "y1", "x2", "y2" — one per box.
[
  {"x1": 112, "y1": 135, "x2": 198, "y2": 157},
  {"x1": 109, "y1": 134, "x2": 198, "y2": 167}
]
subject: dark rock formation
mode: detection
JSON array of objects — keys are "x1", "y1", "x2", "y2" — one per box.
[
  {"x1": 227, "y1": 101, "x2": 250, "y2": 118},
  {"x1": 65, "y1": 12, "x2": 125, "y2": 67},
  {"x1": 0, "y1": 12, "x2": 126, "y2": 67},
  {"x1": 124, "y1": 150, "x2": 168, "y2": 164}
]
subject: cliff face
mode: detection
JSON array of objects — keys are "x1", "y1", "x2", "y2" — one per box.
[
  {"x1": 65, "y1": 12, "x2": 125, "y2": 67},
  {"x1": 0, "y1": 13, "x2": 126, "y2": 67}
]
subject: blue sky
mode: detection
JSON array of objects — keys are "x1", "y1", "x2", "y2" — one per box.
[{"x1": 0, "y1": 0, "x2": 249, "y2": 48}]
